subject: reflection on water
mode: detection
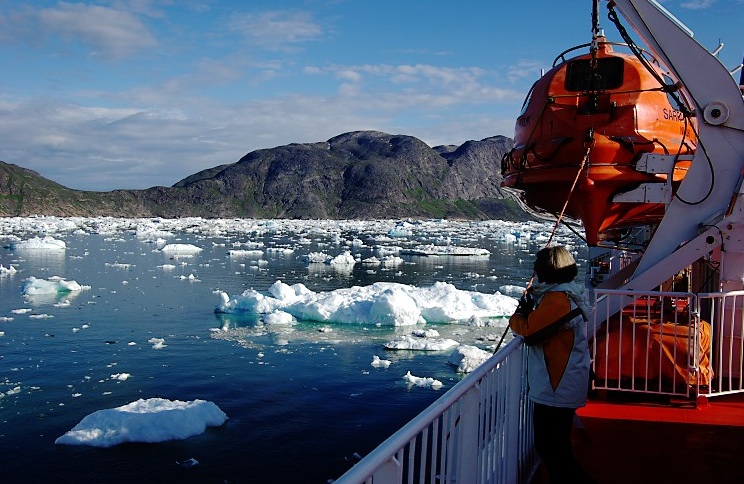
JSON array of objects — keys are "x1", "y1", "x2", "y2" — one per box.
[
  {"x1": 213, "y1": 312, "x2": 261, "y2": 329},
  {"x1": 23, "y1": 290, "x2": 84, "y2": 307},
  {"x1": 9, "y1": 248, "x2": 66, "y2": 275}
]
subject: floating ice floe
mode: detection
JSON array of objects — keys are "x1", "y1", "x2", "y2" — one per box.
[
  {"x1": 388, "y1": 222, "x2": 414, "y2": 237},
  {"x1": 371, "y1": 355, "x2": 392, "y2": 368},
  {"x1": 302, "y1": 251, "x2": 356, "y2": 266},
  {"x1": 447, "y1": 345, "x2": 493, "y2": 373},
  {"x1": 160, "y1": 243, "x2": 202, "y2": 254},
  {"x1": 229, "y1": 249, "x2": 264, "y2": 257},
  {"x1": 7, "y1": 236, "x2": 66, "y2": 250},
  {"x1": 266, "y1": 247, "x2": 294, "y2": 255},
  {"x1": 329, "y1": 251, "x2": 356, "y2": 266},
  {"x1": 303, "y1": 252, "x2": 331, "y2": 264},
  {"x1": 54, "y1": 397, "x2": 228, "y2": 447},
  {"x1": 403, "y1": 371, "x2": 443, "y2": 390},
  {"x1": 384, "y1": 333, "x2": 459, "y2": 351},
  {"x1": 0, "y1": 264, "x2": 18, "y2": 275},
  {"x1": 30, "y1": 314, "x2": 53, "y2": 319},
  {"x1": 361, "y1": 255, "x2": 404, "y2": 267},
  {"x1": 22, "y1": 276, "x2": 90, "y2": 295},
  {"x1": 148, "y1": 337, "x2": 167, "y2": 349},
  {"x1": 177, "y1": 458, "x2": 199, "y2": 468},
  {"x1": 216, "y1": 280, "x2": 517, "y2": 327},
  {"x1": 498, "y1": 284, "x2": 528, "y2": 298},
  {"x1": 400, "y1": 245, "x2": 490, "y2": 257},
  {"x1": 0, "y1": 386, "x2": 21, "y2": 398}
]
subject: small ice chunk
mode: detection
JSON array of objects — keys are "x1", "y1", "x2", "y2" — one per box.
[
  {"x1": 402, "y1": 371, "x2": 443, "y2": 389},
  {"x1": 447, "y1": 345, "x2": 493, "y2": 373},
  {"x1": 371, "y1": 355, "x2": 391, "y2": 368}
]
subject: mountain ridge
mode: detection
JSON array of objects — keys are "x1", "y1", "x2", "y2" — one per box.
[{"x1": 0, "y1": 130, "x2": 526, "y2": 220}]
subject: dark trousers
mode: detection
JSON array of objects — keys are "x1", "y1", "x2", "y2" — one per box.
[{"x1": 533, "y1": 403, "x2": 594, "y2": 484}]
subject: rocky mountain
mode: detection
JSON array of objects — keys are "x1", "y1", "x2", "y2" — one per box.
[{"x1": 0, "y1": 130, "x2": 526, "y2": 220}]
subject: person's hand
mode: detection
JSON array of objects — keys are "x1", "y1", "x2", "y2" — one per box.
[{"x1": 515, "y1": 291, "x2": 535, "y2": 317}]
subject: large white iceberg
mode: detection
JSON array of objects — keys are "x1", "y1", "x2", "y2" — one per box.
[
  {"x1": 160, "y1": 243, "x2": 202, "y2": 254},
  {"x1": 22, "y1": 276, "x2": 90, "y2": 295},
  {"x1": 216, "y1": 280, "x2": 518, "y2": 327},
  {"x1": 55, "y1": 398, "x2": 228, "y2": 447},
  {"x1": 9, "y1": 236, "x2": 66, "y2": 250},
  {"x1": 400, "y1": 244, "x2": 490, "y2": 256}
]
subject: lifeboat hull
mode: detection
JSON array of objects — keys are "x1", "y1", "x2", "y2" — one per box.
[{"x1": 501, "y1": 41, "x2": 696, "y2": 245}]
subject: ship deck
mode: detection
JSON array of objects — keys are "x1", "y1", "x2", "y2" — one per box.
[{"x1": 532, "y1": 391, "x2": 744, "y2": 484}]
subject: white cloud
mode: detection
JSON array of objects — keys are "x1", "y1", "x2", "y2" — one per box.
[
  {"x1": 0, "y1": 2, "x2": 157, "y2": 59},
  {"x1": 318, "y1": 63, "x2": 523, "y2": 110},
  {"x1": 680, "y1": 0, "x2": 716, "y2": 9},
  {"x1": 0, "y1": 68, "x2": 523, "y2": 192},
  {"x1": 227, "y1": 10, "x2": 324, "y2": 50},
  {"x1": 507, "y1": 60, "x2": 545, "y2": 84}
]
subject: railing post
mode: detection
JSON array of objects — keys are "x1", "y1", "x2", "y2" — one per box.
[
  {"x1": 504, "y1": 348, "x2": 526, "y2": 483},
  {"x1": 455, "y1": 384, "x2": 481, "y2": 484}
]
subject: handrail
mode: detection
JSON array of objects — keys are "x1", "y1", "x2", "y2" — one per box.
[
  {"x1": 552, "y1": 41, "x2": 659, "y2": 66},
  {"x1": 592, "y1": 288, "x2": 744, "y2": 399},
  {"x1": 335, "y1": 288, "x2": 744, "y2": 483},
  {"x1": 698, "y1": 290, "x2": 744, "y2": 396},
  {"x1": 334, "y1": 338, "x2": 534, "y2": 483}
]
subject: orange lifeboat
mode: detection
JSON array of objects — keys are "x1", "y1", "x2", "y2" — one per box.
[{"x1": 501, "y1": 38, "x2": 697, "y2": 246}]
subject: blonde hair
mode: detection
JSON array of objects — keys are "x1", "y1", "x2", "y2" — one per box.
[{"x1": 533, "y1": 246, "x2": 578, "y2": 284}]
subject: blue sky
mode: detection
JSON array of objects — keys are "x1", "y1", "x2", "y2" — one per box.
[{"x1": 1, "y1": 0, "x2": 742, "y2": 191}]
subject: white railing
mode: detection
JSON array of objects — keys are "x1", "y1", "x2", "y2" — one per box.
[
  {"x1": 334, "y1": 338, "x2": 537, "y2": 484},
  {"x1": 591, "y1": 289, "x2": 699, "y2": 397},
  {"x1": 698, "y1": 291, "x2": 744, "y2": 396},
  {"x1": 592, "y1": 289, "x2": 744, "y2": 399}
]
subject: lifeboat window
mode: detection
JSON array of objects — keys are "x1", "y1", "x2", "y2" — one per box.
[
  {"x1": 519, "y1": 82, "x2": 536, "y2": 115},
  {"x1": 564, "y1": 57, "x2": 624, "y2": 92}
]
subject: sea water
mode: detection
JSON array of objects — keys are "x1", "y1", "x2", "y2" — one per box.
[{"x1": 0, "y1": 218, "x2": 585, "y2": 483}]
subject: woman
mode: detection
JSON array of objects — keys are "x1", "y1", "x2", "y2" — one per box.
[{"x1": 509, "y1": 245, "x2": 594, "y2": 483}]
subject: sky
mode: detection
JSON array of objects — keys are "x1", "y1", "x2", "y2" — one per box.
[{"x1": 1, "y1": 0, "x2": 742, "y2": 191}]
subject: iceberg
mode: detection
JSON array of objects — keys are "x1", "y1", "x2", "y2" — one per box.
[
  {"x1": 8, "y1": 236, "x2": 66, "y2": 250},
  {"x1": 448, "y1": 345, "x2": 493, "y2": 373},
  {"x1": 160, "y1": 243, "x2": 202, "y2": 254},
  {"x1": 216, "y1": 280, "x2": 517, "y2": 327},
  {"x1": 402, "y1": 371, "x2": 443, "y2": 390},
  {"x1": 384, "y1": 333, "x2": 459, "y2": 351},
  {"x1": 55, "y1": 397, "x2": 228, "y2": 447},
  {"x1": 400, "y1": 244, "x2": 490, "y2": 256},
  {"x1": 21, "y1": 276, "x2": 90, "y2": 295}
]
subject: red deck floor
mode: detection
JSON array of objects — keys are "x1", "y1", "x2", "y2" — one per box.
[{"x1": 533, "y1": 392, "x2": 744, "y2": 484}]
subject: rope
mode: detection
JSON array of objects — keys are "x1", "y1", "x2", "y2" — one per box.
[{"x1": 494, "y1": 143, "x2": 593, "y2": 353}]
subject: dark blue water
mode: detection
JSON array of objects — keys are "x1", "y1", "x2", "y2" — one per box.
[{"x1": 0, "y1": 218, "x2": 585, "y2": 483}]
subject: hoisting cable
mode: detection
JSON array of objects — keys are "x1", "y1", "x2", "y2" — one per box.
[
  {"x1": 494, "y1": 142, "x2": 593, "y2": 353},
  {"x1": 606, "y1": 4, "x2": 691, "y2": 118},
  {"x1": 606, "y1": 2, "x2": 716, "y2": 205},
  {"x1": 675, "y1": 119, "x2": 716, "y2": 205}
]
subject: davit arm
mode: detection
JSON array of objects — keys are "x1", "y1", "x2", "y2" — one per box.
[{"x1": 602, "y1": 0, "x2": 744, "y2": 295}]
